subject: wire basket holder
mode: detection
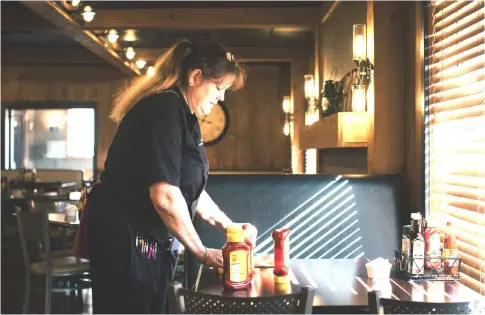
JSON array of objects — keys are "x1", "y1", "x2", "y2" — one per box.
[{"x1": 394, "y1": 249, "x2": 461, "y2": 280}]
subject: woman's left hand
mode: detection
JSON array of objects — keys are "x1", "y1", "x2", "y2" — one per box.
[{"x1": 201, "y1": 212, "x2": 232, "y2": 232}]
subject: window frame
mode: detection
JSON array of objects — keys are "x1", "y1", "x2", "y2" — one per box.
[{"x1": 1, "y1": 101, "x2": 98, "y2": 178}]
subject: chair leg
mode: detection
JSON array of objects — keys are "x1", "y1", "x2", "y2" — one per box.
[
  {"x1": 44, "y1": 276, "x2": 52, "y2": 314},
  {"x1": 22, "y1": 273, "x2": 31, "y2": 314}
]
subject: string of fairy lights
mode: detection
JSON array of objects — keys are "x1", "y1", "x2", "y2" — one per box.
[{"x1": 59, "y1": 0, "x2": 155, "y2": 77}]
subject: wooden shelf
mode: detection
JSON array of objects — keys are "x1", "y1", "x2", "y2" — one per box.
[{"x1": 299, "y1": 112, "x2": 369, "y2": 150}]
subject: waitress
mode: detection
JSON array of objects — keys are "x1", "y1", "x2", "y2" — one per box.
[{"x1": 85, "y1": 39, "x2": 248, "y2": 314}]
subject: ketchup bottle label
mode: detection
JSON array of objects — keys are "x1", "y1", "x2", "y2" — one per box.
[{"x1": 229, "y1": 250, "x2": 248, "y2": 282}]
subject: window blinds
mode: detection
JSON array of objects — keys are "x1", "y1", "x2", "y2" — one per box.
[{"x1": 426, "y1": 0, "x2": 485, "y2": 295}]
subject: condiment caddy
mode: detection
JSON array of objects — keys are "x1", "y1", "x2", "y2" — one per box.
[{"x1": 396, "y1": 213, "x2": 461, "y2": 280}]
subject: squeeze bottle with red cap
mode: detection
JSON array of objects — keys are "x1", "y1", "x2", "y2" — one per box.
[
  {"x1": 222, "y1": 224, "x2": 251, "y2": 290},
  {"x1": 272, "y1": 228, "x2": 291, "y2": 283}
]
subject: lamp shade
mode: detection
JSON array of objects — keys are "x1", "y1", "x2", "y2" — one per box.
[
  {"x1": 282, "y1": 96, "x2": 291, "y2": 114},
  {"x1": 304, "y1": 74, "x2": 315, "y2": 99},
  {"x1": 351, "y1": 85, "x2": 366, "y2": 112},
  {"x1": 353, "y1": 24, "x2": 367, "y2": 61}
]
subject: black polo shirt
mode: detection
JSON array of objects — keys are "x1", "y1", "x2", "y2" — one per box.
[{"x1": 99, "y1": 87, "x2": 209, "y2": 241}]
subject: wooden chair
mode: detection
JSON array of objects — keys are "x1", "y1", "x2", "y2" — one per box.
[
  {"x1": 168, "y1": 281, "x2": 315, "y2": 314},
  {"x1": 16, "y1": 209, "x2": 90, "y2": 313},
  {"x1": 368, "y1": 290, "x2": 484, "y2": 314}
]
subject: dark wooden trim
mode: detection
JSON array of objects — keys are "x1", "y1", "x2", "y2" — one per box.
[
  {"x1": 135, "y1": 47, "x2": 309, "y2": 63},
  {"x1": 320, "y1": 1, "x2": 340, "y2": 24},
  {"x1": 85, "y1": 7, "x2": 320, "y2": 30}
]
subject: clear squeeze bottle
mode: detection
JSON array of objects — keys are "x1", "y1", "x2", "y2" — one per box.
[{"x1": 222, "y1": 224, "x2": 251, "y2": 290}]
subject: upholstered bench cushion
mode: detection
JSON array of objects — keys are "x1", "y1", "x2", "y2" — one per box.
[{"x1": 30, "y1": 256, "x2": 90, "y2": 277}]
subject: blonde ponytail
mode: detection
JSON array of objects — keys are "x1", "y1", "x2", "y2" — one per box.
[{"x1": 110, "y1": 39, "x2": 192, "y2": 123}]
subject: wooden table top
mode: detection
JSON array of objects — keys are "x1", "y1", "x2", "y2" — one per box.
[{"x1": 196, "y1": 259, "x2": 483, "y2": 309}]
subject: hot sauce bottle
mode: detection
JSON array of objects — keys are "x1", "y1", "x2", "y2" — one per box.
[
  {"x1": 222, "y1": 224, "x2": 251, "y2": 290},
  {"x1": 272, "y1": 228, "x2": 291, "y2": 284},
  {"x1": 443, "y1": 221, "x2": 458, "y2": 275}
]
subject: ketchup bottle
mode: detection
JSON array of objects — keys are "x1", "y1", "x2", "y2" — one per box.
[
  {"x1": 242, "y1": 223, "x2": 255, "y2": 281},
  {"x1": 222, "y1": 224, "x2": 251, "y2": 290},
  {"x1": 272, "y1": 228, "x2": 291, "y2": 283}
]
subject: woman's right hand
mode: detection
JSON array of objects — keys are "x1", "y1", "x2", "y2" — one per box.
[{"x1": 203, "y1": 248, "x2": 223, "y2": 268}]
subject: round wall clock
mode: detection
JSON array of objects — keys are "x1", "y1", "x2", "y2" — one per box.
[{"x1": 197, "y1": 101, "x2": 230, "y2": 146}]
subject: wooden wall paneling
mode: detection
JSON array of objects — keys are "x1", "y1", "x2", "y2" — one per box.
[
  {"x1": 291, "y1": 58, "x2": 307, "y2": 174},
  {"x1": 86, "y1": 7, "x2": 320, "y2": 30},
  {"x1": 366, "y1": 0, "x2": 376, "y2": 174},
  {"x1": 404, "y1": 2, "x2": 425, "y2": 214},
  {"x1": 321, "y1": 1, "x2": 367, "y2": 82},
  {"x1": 276, "y1": 63, "x2": 292, "y2": 171},
  {"x1": 205, "y1": 63, "x2": 291, "y2": 172},
  {"x1": 1, "y1": 65, "x2": 128, "y2": 81},
  {"x1": 2, "y1": 53, "x2": 302, "y2": 173},
  {"x1": 370, "y1": 1, "x2": 407, "y2": 174},
  {"x1": 0, "y1": 69, "x2": 125, "y2": 170},
  {"x1": 318, "y1": 148, "x2": 368, "y2": 174}
]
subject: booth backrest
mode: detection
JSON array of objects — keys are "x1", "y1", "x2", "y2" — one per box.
[{"x1": 196, "y1": 174, "x2": 407, "y2": 260}]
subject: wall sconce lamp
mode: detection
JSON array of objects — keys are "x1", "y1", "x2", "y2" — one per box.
[
  {"x1": 304, "y1": 74, "x2": 319, "y2": 114},
  {"x1": 282, "y1": 96, "x2": 293, "y2": 136},
  {"x1": 351, "y1": 24, "x2": 374, "y2": 112}
]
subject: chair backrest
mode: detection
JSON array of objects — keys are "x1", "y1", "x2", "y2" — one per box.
[
  {"x1": 169, "y1": 282, "x2": 315, "y2": 314},
  {"x1": 15, "y1": 208, "x2": 51, "y2": 267},
  {"x1": 368, "y1": 290, "x2": 482, "y2": 314}
]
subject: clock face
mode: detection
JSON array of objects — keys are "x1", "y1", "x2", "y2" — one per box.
[{"x1": 197, "y1": 101, "x2": 229, "y2": 146}]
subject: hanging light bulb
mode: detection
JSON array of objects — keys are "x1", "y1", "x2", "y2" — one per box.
[
  {"x1": 125, "y1": 47, "x2": 135, "y2": 60},
  {"x1": 107, "y1": 29, "x2": 119, "y2": 44},
  {"x1": 135, "y1": 59, "x2": 147, "y2": 69},
  {"x1": 146, "y1": 66, "x2": 155, "y2": 77},
  {"x1": 61, "y1": 0, "x2": 82, "y2": 11},
  {"x1": 82, "y1": 5, "x2": 96, "y2": 22}
]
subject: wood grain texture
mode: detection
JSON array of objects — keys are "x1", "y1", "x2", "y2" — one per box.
[
  {"x1": 1, "y1": 68, "x2": 125, "y2": 170},
  {"x1": 205, "y1": 63, "x2": 291, "y2": 172},
  {"x1": 2, "y1": 63, "x2": 294, "y2": 173},
  {"x1": 371, "y1": 1, "x2": 407, "y2": 174},
  {"x1": 404, "y1": 2, "x2": 425, "y2": 214},
  {"x1": 85, "y1": 7, "x2": 320, "y2": 30},
  {"x1": 300, "y1": 113, "x2": 369, "y2": 150}
]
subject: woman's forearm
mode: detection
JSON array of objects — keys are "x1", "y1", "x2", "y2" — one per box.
[{"x1": 150, "y1": 183, "x2": 205, "y2": 260}]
